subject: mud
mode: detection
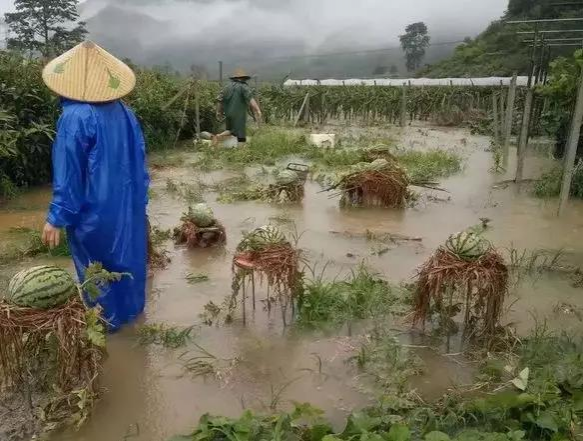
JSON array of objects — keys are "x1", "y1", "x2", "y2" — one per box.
[{"x1": 0, "y1": 124, "x2": 582, "y2": 441}]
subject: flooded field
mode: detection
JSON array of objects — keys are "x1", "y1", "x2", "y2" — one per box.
[{"x1": 1, "y1": 123, "x2": 582, "y2": 441}]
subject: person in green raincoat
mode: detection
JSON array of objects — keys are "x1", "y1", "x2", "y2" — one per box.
[{"x1": 214, "y1": 68, "x2": 262, "y2": 146}]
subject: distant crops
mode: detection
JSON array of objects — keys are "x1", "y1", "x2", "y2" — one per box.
[{"x1": 0, "y1": 51, "x2": 525, "y2": 198}]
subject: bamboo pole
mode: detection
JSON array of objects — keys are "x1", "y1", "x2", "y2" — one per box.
[
  {"x1": 558, "y1": 65, "x2": 583, "y2": 216},
  {"x1": 502, "y1": 73, "x2": 518, "y2": 166}
]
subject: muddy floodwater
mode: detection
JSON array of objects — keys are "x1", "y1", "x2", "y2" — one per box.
[{"x1": 1, "y1": 124, "x2": 583, "y2": 441}]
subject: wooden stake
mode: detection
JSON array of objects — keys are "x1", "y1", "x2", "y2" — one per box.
[
  {"x1": 559, "y1": 65, "x2": 583, "y2": 216},
  {"x1": 194, "y1": 80, "x2": 201, "y2": 139},
  {"x1": 502, "y1": 73, "x2": 517, "y2": 166},
  {"x1": 492, "y1": 93, "x2": 500, "y2": 144},
  {"x1": 516, "y1": 87, "x2": 534, "y2": 183},
  {"x1": 294, "y1": 92, "x2": 310, "y2": 127}
]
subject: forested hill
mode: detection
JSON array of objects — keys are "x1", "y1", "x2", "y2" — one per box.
[{"x1": 420, "y1": 0, "x2": 583, "y2": 78}]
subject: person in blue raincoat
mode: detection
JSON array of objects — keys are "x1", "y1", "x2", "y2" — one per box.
[{"x1": 40, "y1": 41, "x2": 149, "y2": 331}]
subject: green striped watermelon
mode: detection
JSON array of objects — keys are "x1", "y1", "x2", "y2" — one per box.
[
  {"x1": 445, "y1": 231, "x2": 489, "y2": 261},
  {"x1": 237, "y1": 225, "x2": 288, "y2": 252},
  {"x1": 190, "y1": 203, "x2": 215, "y2": 228},
  {"x1": 275, "y1": 170, "x2": 300, "y2": 186},
  {"x1": 7, "y1": 265, "x2": 77, "y2": 309}
]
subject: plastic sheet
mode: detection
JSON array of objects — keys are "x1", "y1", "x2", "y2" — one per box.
[{"x1": 284, "y1": 76, "x2": 529, "y2": 87}]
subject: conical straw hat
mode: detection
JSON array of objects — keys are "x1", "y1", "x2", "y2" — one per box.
[
  {"x1": 230, "y1": 68, "x2": 251, "y2": 80},
  {"x1": 42, "y1": 41, "x2": 136, "y2": 103}
]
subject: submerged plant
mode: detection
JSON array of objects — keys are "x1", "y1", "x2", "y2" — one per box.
[{"x1": 137, "y1": 323, "x2": 195, "y2": 348}]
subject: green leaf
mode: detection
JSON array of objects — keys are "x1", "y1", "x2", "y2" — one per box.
[
  {"x1": 535, "y1": 411, "x2": 559, "y2": 433},
  {"x1": 361, "y1": 433, "x2": 386, "y2": 441},
  {"x1": 425, "y1": 431, "x2": 451, "y2": 441},
  {"x1": 85, "y1": 308, "x2": 106, "y2": 347},
  {"x1": 322, "y1": 436, "x2": 343, "y2": 441},
  {"x1": 107, "y1": 69, "x2": 121, "y2": 90},
  {"x1": 511, "y1": 368, "x2": 529, "y2": 391},
  {"x1": 341, "y1": 412, "x2": 382, "y2": 436},
  {"x1": 53, "y1": 58, "x2": 70, "y2": 74},
  {"x1": 387, "y1": 424, "x2": 410, "y2": 441},
  {"x1": 573, "y1": 391, "x2": 583, "y2": 411},
  {"x1": 507, "y1": 430, "x2": 525, "y2": 441}
]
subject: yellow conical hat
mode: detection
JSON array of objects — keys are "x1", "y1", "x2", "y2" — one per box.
[{"x1": 42, "y1": 41, "x2": 136, "y2": 103}]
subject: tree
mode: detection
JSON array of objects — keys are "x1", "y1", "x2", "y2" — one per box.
[
  {"x1": 389, "y1": 65, "x2": 399, "y2": 77},
  {"x1": 399, "y1": 22, "x2": 430, "y2": 72},
  {"x1": 5, "y1": 0, "x2": 87, "y2": 58},
  {"x1": 372, "y1": 65, "x2": 387, "y2": 76}
]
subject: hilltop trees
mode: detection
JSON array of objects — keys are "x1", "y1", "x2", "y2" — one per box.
[
  {"x1": 399, "y1": 22, "x2": 430, "y2": 72},
  {"x1": 5, "y1": 0, "x2": 87, "y2": 58}
]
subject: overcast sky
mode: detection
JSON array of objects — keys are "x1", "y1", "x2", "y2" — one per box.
[
  {"x1": 0, "y1": 0, "x2": 510, "y2": 70},
  {"x1": 0, "y1": 0, "x2": 509, "y2": 33}
]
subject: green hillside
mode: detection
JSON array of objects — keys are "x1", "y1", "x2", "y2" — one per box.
[{"x1": 421, "y1": 0, "x2": 583, "y2": 77}]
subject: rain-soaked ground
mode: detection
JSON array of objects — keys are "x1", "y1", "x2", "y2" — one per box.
[{"x1": 1, "y1": 123, "x2": 583, "y2": 441}]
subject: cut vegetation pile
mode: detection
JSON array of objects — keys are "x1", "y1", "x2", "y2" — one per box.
[
  {"x1": 174, "y1": 204, "x2": 226, "y2": 249},
  {"x1": 233, "y1": 226, "x2": 302, "y2": 319},
  {"x1": 334, "y1": 159, "x2": 410, "y2": 208},
  {"x1": 266, "y1": 168, "x2": 306, "y2": 203},
  {"x1": 413, "y1": 232, "x2": 509, "y2": 344},
  {"x1": 0, "y1": 297, "x2": 102, "y2": 391}
]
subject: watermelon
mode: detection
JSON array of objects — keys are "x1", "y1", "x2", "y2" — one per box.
[
  {"x1": 238, "y1": 225, "x2": 288, "y2": 252},
  {"x1": 276, "y1": 170, "x2": 300, "y2": 186},
  {"x1": 190, "y1": 203, "x2": 215, "y2": 227},
  {"x1": 7, "y1": 265, "x2": 77, "y2": 309},
  {"x1": 445, "y1": 231, "x2": 489, "y2": 261}
]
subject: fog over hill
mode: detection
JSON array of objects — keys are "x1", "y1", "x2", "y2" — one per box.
[{"x1": 1, "y1": 0, "x2": 509, "y2": 79}]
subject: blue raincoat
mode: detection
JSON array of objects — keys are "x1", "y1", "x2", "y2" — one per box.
[{"x1": 47, "y1": 99, "x2": 149, "y2": 331}]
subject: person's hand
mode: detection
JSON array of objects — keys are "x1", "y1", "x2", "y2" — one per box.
[{"x1": 42, "y1": 223, "x2": 61, "y2": 249}]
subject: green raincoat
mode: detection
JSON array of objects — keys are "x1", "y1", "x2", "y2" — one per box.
[{"x1": 218, "y1": 80, "x2": 253, "y2": 139}]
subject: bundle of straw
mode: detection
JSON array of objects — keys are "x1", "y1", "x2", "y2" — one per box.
[
  {"x1": 234, "y1": 244, "x2": 302, "y2": 297},
  {"x1": 0, "y1": 297, "x2": 102, "y2": 391},
  {"x1": 338, "y1": 161, "x2": 410, "y2": 208},
  {"x1": 412, "y1": 247, "x2": 508, "y2": 340}
]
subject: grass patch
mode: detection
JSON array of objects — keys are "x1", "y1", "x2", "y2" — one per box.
[
  {"x1": 193, "y1": 128, "x2": 311, "y2": 170},
  {"x1": 398, "y1": 149, "x2": 463, "y2": 182},
  {"x1": 213, "y1": 175, "x2": 265, "y2": 203},
  {"x1": 0, "y1": 227, "x2": 70, "y2": 264},
  {"x1": 533, "y1": 165, "x2": 583, "y2": 199},
  {"x1": 296, "y1": 265, "x2": 409, "y2": 330}
]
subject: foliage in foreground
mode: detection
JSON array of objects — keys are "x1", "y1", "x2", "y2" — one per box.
[
  {"x1": 533, "y1": 165, "x2": 583, "y2": 199},
  {"x1": 171, "y1": 329, "x2": 583, "y2": 441}
]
